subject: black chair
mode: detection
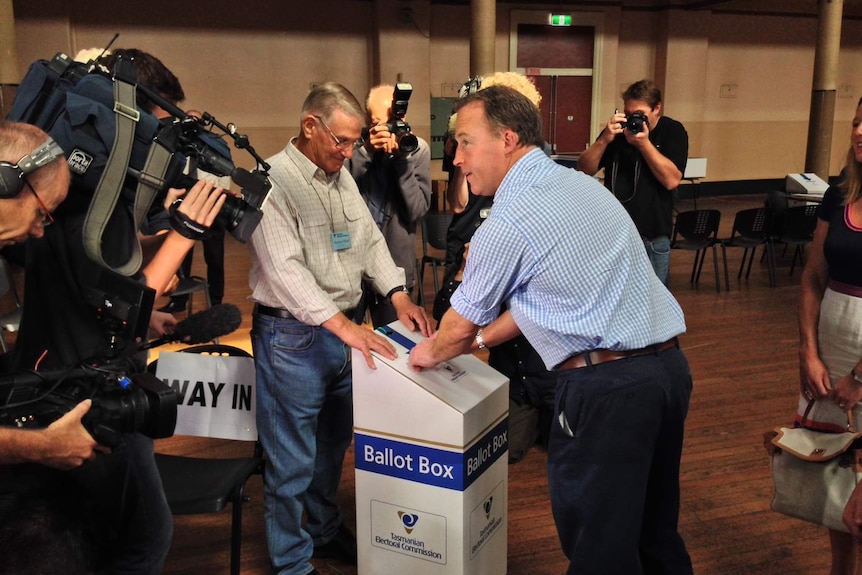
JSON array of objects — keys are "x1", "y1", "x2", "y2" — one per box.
[
  {"x1": 552, "y1": 155, "x2": 578, "y2": 170},
  {"x1": 419, "y1": 212, "x2": 454, "y2": 305},
  {"x1": 169, "y1": 267, "x2": 211, "y2": 317},
  {"x1": 671, "y1": 209, "x2": 722, "y2": 292},
  {"x1": 149, "y1": 344, "x2": 263, "y2": 575},
  {"x1": 771, "y1": 203, "x2": 818, "y2": 276},
  {"x1": 719, "y1": 207, "x2": 775, "y2": 289}
]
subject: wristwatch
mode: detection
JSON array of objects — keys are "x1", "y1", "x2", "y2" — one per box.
[
  {"x1": 386, "y1": 285, "x2": 409, "y2": 301},
  {"x1": 852, "y1": 369, "x2": 862, "y2": 385},
  {"x1": 475, "y1": 328, "x2": 486, "y2": 350}
]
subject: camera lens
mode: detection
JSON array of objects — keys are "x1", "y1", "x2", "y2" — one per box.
[
  {"x1": 397, "y1": 133, "x2": 419, "y2": 154},
  {"x1": 626, "y1": 112, "x2": 648, "y2": 134}
]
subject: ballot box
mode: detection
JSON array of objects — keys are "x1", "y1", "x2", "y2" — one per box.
[
  {"x1": 352, "y1": 321, "x2": 509, "y2": 575},
  {"x1": 786, "y1": 173, "x2": 829, "y2": 195}
]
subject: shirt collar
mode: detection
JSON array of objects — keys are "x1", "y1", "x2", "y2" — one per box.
[
  {"x1": 495, "y1": 147, "x2": 546, "y2": 203},
  {"x1": 285, "y1": 138, "x2": 340, "y2": 185}
]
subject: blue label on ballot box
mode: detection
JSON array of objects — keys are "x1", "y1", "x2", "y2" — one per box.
[{"x1": 355, "y1": 418, "x2": 508, "y2": 491}]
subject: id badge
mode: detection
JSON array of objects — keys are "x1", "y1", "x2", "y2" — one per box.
[{"x1": 332, "y1": 230, "x2": 351, "y2": 251}]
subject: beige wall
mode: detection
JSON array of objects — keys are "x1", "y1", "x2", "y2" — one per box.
[{"x1": 9, "y1": 0, "x2": 862, "y2": 183}]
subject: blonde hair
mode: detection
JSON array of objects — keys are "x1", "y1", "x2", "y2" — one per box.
[{"x1": 480, "y1": 72, "x2": 542, "y2": 109}]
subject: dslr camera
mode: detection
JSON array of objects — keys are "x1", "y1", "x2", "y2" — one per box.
[
  {"x1": 382, "y1": 82, "x2": 419, "y2": 155},
  {"x1": 623, "y1": 111, "x2": 650, "y2": 134}
]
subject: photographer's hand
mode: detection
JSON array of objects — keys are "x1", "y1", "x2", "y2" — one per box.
[
  {"x1": 623, "y1": 120, "x2": 651, "y2": 149},
  {"x1": 170, "y1": 180, "x2": 228, "y2": 229},
  {"x1": 143, "y1": 181, "x2": 228, "y2": 297},
  {"x1": 366, "y1": 123, "x2": 395, "y2": 155},
  {"x1": 149, "y1": 310, "x2": 178, "y2": 335},
  {"x1": 0, "y1": 399, "x2": 109, "y2": 470},
  {"x1": 604, "y1": 110, "x2": 627, "y2": 142}
]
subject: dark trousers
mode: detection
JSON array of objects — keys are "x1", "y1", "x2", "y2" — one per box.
[
  {"x1": 548, "y1": 346, "x2": 694, "y2": 575},
  {"x1": 0, "y1": 433, "x2": 172, "y2": 575}
]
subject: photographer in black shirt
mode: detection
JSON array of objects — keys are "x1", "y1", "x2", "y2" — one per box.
[{"x1": 579, "y1": 79, "x2": 688, "y2": 287}]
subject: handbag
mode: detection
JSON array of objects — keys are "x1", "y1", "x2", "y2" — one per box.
[{"x1": 766, "y1": 402, "x2": 862, "y2": 532}]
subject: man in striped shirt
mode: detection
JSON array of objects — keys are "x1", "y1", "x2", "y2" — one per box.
[
  {"x1": 409, "y1": 86, "x2": 694, "y2": 575},
  {"x1": 248, "y1": 82, "x2": 432, "y2": 575}
]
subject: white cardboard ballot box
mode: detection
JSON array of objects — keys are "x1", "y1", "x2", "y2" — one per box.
[
  {"x1": 352, "y1": 321, "x2": 509, "y2": 575},
  {"x1": 785, "y1": 173, "x2": 829, "y2": 195}
]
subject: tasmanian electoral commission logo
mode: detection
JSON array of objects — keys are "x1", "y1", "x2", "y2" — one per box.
[
  {"x1": 399, "y1": 511, "x2": 419, "y2": 534},
  {"x1": 371, "y1": 500, "x2": 447, "y2": 565},
  {"x1": 470, "y1": 482, "x2": 506, "y2": 559}
]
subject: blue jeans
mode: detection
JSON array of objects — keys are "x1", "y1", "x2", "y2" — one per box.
[
  {"x1": 251, "y1": 312, "x2": 354, "y2": 575},
  {"x1": 548, "y1": 346, "x2": 693, "y2": 575},
  {"x1": 644, "y1": 235, "x2": 671, "y2": 287}
]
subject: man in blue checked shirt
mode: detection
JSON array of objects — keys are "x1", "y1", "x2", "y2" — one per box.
[{"x1": 409, "y1": 86, "x2": 694, "y2": 575}]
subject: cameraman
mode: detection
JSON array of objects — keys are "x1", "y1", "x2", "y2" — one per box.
[
  {"x1": 347, "y1": 84, "x2": 431, "y2": 326},
  {"x1": 1, "y1": 49, "x2": 225, "y2": 575},
  {"x1": 578, "y1": 79, "x2": 688, "y2": 286},
  {"x1": 0, "y1": 121, "x2": 102, "y2": 470}
]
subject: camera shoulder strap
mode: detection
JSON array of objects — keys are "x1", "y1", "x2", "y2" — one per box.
[{"x1": 81, "y1": 57, "x2": 172, "y2": 276}]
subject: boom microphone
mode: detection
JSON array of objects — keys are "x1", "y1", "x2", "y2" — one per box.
[{"x1": 141, "y1": 303, "x2": 243, "y2": 350}]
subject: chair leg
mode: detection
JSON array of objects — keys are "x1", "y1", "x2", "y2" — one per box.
[
  {"x1": 721, "y1": 245, "x2": 730, "y2": 291},
  {"x1": 790, "y1": 245, "x2": 805, "y2": 276},
  {"x1": 695, "y1": 249, "x2": 708, "y2": 284},
  {"x1": 744, "y1": 247, "x2": 757, "y2": 279},
  {"x1": 766, "y1": 241, "x2": 777, "y2": 287},
  {"x1": 431, "y1": 262, "x2": 440, "y2": 296},
  {"x1": 230, "y1": 492, "x2": 244, "y2": 575},
  {"x1": 418, "y1": 261, "x2": 427, "y2": 305},
  {"x1": 711, "y1": 245, "x2": 721, "y2": 293},
  {"x1": 414, "y1": 259, "x2": 424, "y2": 306},
  {"x1": 690, "y1": 250, "x2": 701, "y2": 284}
]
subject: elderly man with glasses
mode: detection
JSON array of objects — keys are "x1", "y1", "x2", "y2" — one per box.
[{"x1": 247, "y1": 82, "x2": 432, "y2": 575}]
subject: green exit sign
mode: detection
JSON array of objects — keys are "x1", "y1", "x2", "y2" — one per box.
[{"x1": 550, "y1": 14, "x2": 571, "y2": 26}]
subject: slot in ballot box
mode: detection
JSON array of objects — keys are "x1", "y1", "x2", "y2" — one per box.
[{"x1": 352, "y1": 321, "x2": 509, "y2": 575}]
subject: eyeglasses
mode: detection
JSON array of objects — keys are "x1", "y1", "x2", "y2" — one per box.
[
  {"x1": 314, "y1": 115, "x2": 364, "y2": 151},
  {"x1": 23, "y1": 178, "x2": 54, "y2": 227}
]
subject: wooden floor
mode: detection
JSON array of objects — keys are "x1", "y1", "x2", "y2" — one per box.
[{"x1": 151, "y1": 193, "x2": 834, "y2": 575}]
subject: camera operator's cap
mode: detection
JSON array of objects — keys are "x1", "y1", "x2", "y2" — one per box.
[{"x1": 18, "y1": 137, "x2": 66, "y2": 175}]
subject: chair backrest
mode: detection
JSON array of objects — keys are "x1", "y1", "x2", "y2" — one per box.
[
  {"x1": 673, "y1": 209, "x2": 721, "y2": 242},
  {"x1": 422, "y1": 212, "x2": 454, "y2": 254},
  {"x1": 779, "y1": 204, "x2": 818, "y2": 241},
  {"x1": 152, "y1": 344, "x2": 257, "y2": 441},
  {"x1": 731, "y1": 207, "x2": 769, "y2": 240}
]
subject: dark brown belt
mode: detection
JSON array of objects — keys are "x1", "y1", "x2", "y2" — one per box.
[
  {"x1": 255, "y1": 304, "x2": 295, "y2": 319},
  {"x1": 555, "y1": 338, "x2": 679, "y2": 371},
  {"x1": 254, "y1": 304, "x2": 357, "y2": 321}
]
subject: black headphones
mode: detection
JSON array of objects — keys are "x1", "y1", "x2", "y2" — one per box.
[{"x1": 0, "y1": 137, "x2": 66, "y2": 198}]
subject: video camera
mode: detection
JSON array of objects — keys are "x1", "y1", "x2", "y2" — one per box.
[
  {"x1": 7, "y1": 50, "x2": 272, "y2": 245},
  {"x1": 0, "y1": 267, "x2": 180, "y2": 447},
  {"x1": 379, "y1": 82, "x2": 419, "y2": 155},
  {"x1": 137, "y1": 85, "x2": 272, "y2": 244},
  {"x1": 0, "y1": 361, "x2": 176, "y2": 448}
]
